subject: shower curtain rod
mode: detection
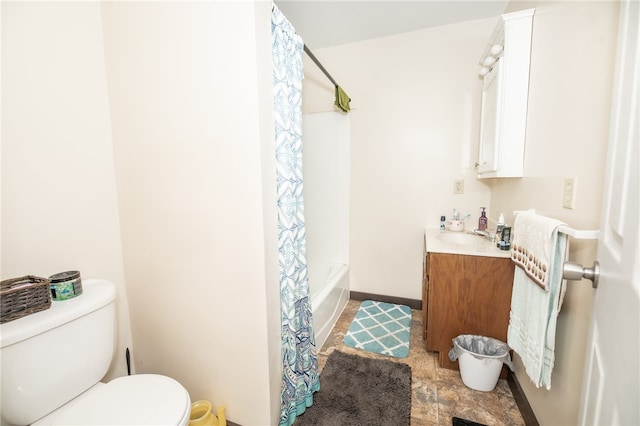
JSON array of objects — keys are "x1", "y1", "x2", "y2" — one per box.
[
  {"x1": 272, "y1": 4, "x2": 339, "y2": 87},
  {"x1": 303, "y1": 44, "x2": 338, "y2": 87}
]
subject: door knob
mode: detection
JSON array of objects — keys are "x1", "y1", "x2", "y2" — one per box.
[{"x1": 563, "y1": 260, "x2": 600, "y2": 288}]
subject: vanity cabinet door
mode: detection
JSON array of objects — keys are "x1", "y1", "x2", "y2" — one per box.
[{"x1": 425, "y1": 253, "x2": 515, "y2": 370}]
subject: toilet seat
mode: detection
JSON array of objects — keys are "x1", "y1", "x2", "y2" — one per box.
[{"x1": 33, "y1": 374, "x2": 191, "y2": 426}]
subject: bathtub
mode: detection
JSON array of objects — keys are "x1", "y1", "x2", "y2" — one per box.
[{"x1": 307, "y1": 261, "x2": 350, "y2": 350}]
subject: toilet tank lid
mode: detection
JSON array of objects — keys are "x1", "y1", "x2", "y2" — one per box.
[{"x1": 0, "y1": 279, "x2": 116, "y2": 348}]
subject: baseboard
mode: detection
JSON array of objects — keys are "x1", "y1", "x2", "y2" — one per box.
[
  {"x1": 349, "y1": 291, "x2": 422, "y2": 310},
  {"x1": 507, "y1": 370, "x2": 539, "y2": 426}
]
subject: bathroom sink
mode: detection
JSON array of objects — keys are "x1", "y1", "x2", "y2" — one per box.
[
  {"x1": 426, "y1": 229, "x2": 510, "y2": 259},
  {"x1": 436, "y1": 232, "x2": 483, "y2": 245}
]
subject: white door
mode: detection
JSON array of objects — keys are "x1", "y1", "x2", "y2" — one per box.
[{"x1": 579, "y1": 0, "x2": 639, "y2": 424}]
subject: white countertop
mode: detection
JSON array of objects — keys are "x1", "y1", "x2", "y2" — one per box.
[{"x1": 425, "y1": 228, "x2": 512, "y2": 258}]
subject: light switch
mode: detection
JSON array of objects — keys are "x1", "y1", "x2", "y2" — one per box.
[{"x1": 563, "y1": 177, "x2": 577, "y2": 209}]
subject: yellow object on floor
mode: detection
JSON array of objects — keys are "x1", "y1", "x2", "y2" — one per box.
[{"x1": 189, "y1": 400, "x2": 226, "y2": 426}]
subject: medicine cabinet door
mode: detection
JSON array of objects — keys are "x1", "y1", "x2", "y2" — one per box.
[{"x1": 478, "y1": 59, "x2": 502, "y2": 175}]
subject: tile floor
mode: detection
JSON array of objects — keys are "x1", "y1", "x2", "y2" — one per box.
[{"x1": 316, "y1": 300, "x2": 526, "y2": 426}]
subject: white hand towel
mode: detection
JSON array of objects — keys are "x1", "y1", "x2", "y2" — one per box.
[
  {"x1": 507, "y1": 212, "x2": 569, "y2": 389},
  {"x1": 511, "y1": 212, "x2": 565, "y2": 291}
]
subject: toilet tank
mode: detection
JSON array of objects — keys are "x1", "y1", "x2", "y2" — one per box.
[{"x1": 0, "y1": 279, "x2": 117, "y2": 426}]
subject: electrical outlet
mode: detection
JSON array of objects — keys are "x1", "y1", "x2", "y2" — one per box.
[
  {"x1": 454, "y1": 179, "x2": 464, "y2": 194},
  {"x1": 563, "y1": 177, "x2": 577, "y2": 209}
]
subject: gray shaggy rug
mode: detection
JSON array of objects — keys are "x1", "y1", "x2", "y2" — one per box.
[{"x1": 296, "y1": 350, "x2": 411, "y2": 426}]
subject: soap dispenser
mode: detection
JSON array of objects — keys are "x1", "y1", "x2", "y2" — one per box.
[
  {"x1": 478, "y1": 207, "x2": 488, "y2": 231},
  {"x1": 497, "y1": 213, "x2": 505, "y2": 232}
]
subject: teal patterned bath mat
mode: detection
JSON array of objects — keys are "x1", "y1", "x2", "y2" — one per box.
[{"x1": 343, "y1": 300, "x2": 412, "y2": 358}]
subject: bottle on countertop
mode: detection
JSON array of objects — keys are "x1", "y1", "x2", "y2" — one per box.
[
  {"x1": 440, "y1": 215, "x2": 446, "y2": 232},
  {"x1": 496, "y1": 213, "x2": 505, "y2": 247},
  {"x1": 499, "y1": 225, "x2": 512, "y2": 250},
  {"x1": 478, "y1": 207, "x2": 488, "y2": 231}
]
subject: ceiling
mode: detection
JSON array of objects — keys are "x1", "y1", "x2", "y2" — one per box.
[{"x1": 275, "y1": 1, "x2": 509, "y2": 49}]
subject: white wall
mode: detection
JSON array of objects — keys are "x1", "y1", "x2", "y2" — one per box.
[
  {"x1": 1, "y1": 1, "x2": 132, "y2": 380},
  {"x1": 489, "y1": 1, "x2": 619, "y2": 424},
  {"x1": 3, "y1": 2, "x2": 280, "y2": 425},
  {"x1": 100, "y1": 2, "x2": 280, "y2": 425},
  {"x1": 303, "y1": 20, "x2": 495, "y2": 300}
]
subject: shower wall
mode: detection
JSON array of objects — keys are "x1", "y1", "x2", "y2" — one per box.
[
  {"x1": 303, "y1": 111, "x2": 350, "y2": 349},
  {"x1": 302, "y1": 112, "x2": 350, "y2": 268}
]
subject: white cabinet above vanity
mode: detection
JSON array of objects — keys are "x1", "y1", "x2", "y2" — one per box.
[{"x1": 477, "y1": 9, "x2": 535, "y2": 178}]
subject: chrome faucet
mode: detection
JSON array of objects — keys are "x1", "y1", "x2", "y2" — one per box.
[
  {"x1": 473, "y1": 229, "x2": 496, "y2": 242},
  {"x1": 473, "y1": 229, "x2": 489, "y2": 237}
]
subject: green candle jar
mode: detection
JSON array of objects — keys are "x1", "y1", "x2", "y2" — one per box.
[{"x1": 49, "y1": 271, "x2": 82, "y2": 301}]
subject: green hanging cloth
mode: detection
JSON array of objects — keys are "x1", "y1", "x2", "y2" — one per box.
[{"x1": 334, "y1": 85, "x2": 351, "y2": 112}]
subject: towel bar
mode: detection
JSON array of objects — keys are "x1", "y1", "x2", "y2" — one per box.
[
  {"x1": 512, "y1": 210, "x2": 599, "y2": 239},
  {"x1": 557, "y1": 226, "x2": 599, "y2": 240}
]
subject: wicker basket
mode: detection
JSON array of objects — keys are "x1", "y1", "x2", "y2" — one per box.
[{"x1": 1, "y1": 275, "x2": 52, "y2": 323}]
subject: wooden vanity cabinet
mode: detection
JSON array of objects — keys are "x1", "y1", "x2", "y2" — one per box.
[{"x1": 423, "y1": 252, "x2": 515, "y2": 371}]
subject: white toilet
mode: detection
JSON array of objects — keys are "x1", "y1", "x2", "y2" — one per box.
[{"x1": 0, "y1": 279, "x2": 191, "y2": 426}]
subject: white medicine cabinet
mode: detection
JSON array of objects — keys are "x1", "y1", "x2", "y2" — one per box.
[{"x1": 477, "y1": 9, "x2": 535, "y2": 178}]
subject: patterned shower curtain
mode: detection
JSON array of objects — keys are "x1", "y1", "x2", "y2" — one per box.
[{"x1": 271, "y1": 5, "x2": 319, "y2": 426}]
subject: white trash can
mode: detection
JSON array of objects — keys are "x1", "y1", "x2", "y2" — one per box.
[{"x1": 448, "y1": 335, "x2": 513, "y2": 392}]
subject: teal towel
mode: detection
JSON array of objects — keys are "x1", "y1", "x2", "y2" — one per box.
[
  {"x1": 507, "y1": 214, "x2": 568, "y2": 389},
  {"x1": 334, "y1": 85, "x2": 351, "y2": 112}
]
